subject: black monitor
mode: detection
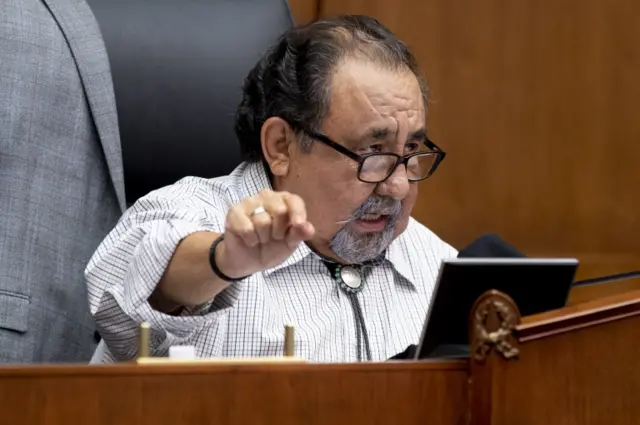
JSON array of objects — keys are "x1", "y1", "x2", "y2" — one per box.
[{"x1": 415, "y1": 258, "x2": 579, "y2": 359}]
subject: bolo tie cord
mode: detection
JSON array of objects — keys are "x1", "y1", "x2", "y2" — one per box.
[
  {"x1": 347, "y1": 292, "x2": 372, "y2": 362},
  {"x1": 323, "y1": 261, "x2": 372, "y2": 362}
]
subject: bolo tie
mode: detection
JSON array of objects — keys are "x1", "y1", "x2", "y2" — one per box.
[{"x1": 321, "y1": 260, "x2": 373, "y2": 362}]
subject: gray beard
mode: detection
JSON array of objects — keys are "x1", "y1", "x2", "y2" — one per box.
[{"x1": 330, "y1": 195, "x2": 402, "y2": 264}]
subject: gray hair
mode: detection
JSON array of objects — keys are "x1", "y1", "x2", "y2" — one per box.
[{"x1": 234, "y1": 14, "x2": 429, "y2": 161}]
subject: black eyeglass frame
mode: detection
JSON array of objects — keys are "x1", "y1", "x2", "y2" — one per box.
[{"x1": 304, "y1": 130, "x2": 447, "y2": 184}]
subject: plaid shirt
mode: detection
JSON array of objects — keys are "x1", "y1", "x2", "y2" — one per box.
[{"x1": 86, "y1": 161, "x2": 457, "y2": 362}]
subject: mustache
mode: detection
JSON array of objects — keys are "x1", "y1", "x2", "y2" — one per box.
[{"x1": 336, "y1": 195, "x2": 402, "y2": 225}]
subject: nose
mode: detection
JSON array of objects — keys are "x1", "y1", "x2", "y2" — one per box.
[{"x1": 375, "y1": 163, "x2": 410, "y2": 201}]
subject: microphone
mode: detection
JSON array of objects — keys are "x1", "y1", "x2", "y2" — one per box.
[
  {"x1": 458, "y1": 234, "x2": 640, "y2": 287},
  {"x1": 457, "y1": 233, "x2": 526, "y2": 258},
  {"x1": 572, "y1": 270, "x2": 640, "y2": 287}
]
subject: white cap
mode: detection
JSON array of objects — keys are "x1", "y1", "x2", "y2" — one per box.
[{"x1": 169, "y1": 345, "x2": 197, "y2": 360}]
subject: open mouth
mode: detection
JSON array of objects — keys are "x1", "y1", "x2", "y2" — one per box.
[{"x1": 354, "y1": 214, "x2": 390, "y2": 231}]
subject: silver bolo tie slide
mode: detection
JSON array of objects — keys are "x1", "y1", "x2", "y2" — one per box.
[{"x1": 334, "y1": 265, "x2": 364, "y2": 294}]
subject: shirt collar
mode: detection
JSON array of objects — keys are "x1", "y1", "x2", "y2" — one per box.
[
  {"x1": 239, "y1": 160, "x2": 273, "y2": 199},
  {"x1": 263, "y1": 238, "x2": 418, "y2": 289},
  {"x1": 238, "y1": 161, "x2": 417, "y2": 287},
  {"x1": 384, "y1": 236, "x2": 418, "y2": 289}
]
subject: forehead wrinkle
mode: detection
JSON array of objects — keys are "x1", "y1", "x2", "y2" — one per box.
[{"x1": 326, "y1": 60, "x2": 424, "y2": 142}]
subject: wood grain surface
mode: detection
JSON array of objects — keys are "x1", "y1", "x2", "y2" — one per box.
[{"x1": 0, "y1": 361, "x2": 468, "y2": 425}]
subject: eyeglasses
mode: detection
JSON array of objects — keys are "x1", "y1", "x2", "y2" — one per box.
[{"x1": 304, "y1": 130, "x2": 446, "y2": 184}]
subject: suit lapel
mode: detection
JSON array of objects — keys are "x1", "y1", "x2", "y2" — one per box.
[{"x1": 41, "y1": 0, "x2": 126, "y2": 212}]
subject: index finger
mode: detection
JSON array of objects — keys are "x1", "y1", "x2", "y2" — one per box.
[{"x1": 282, "y1": 193, "x2": 307, "y2": 225}]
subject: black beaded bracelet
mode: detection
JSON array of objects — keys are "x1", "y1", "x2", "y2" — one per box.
[{"x1": 209, "y1": 234, "x2": 250, "y2": 282}]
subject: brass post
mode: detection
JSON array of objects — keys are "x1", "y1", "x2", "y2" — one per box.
[
  {"x1": 137, "y1": 322, "x2": 151, "y2": 359},
  {"x1": 284, "y1": 324, "x2": 295, "y2": 357}
]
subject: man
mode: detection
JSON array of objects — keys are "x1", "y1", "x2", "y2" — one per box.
[
  {"x1": 87, "y1": 15, "x2": 456, "y2": 363},
  {"x1": 0, "y1": 0, "x2": 126, "y2": 362}
]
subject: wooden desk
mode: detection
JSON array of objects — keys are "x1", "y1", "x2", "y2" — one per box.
[
  {"x1": 1, "y1": 289, "x2": 638, "y2": 425},
  {"x1": 0, "y1": 361, "x2": 467, "y2": 425}
]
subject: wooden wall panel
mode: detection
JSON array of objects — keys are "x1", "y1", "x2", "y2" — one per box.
[
  {"x1": 319, "y1": 0, "x2": 640, "y2": 281},
  {"x1": 288, "y1": 0, "x2": 318, "y2": 24}
]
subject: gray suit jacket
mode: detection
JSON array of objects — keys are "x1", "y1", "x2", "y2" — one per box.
[{"x1": 0, "y1": 0, "x2": 126, "y2": 362}]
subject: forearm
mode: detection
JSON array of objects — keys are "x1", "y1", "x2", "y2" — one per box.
[
  {"x1": 151, "y1": 231, "x2": 233, "y2": 310},
  {"x1": 88, "y1": 222, "x2": 234, "y2": 360}
]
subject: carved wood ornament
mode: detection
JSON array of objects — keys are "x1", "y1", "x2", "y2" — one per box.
[{"x1": 470, "y1": 290, "x2": 522, "y2": 362}]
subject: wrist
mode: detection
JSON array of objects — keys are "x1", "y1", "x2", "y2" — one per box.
[{"x1": 209, "y1": 234, "x2": 251, "y2": 282}]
